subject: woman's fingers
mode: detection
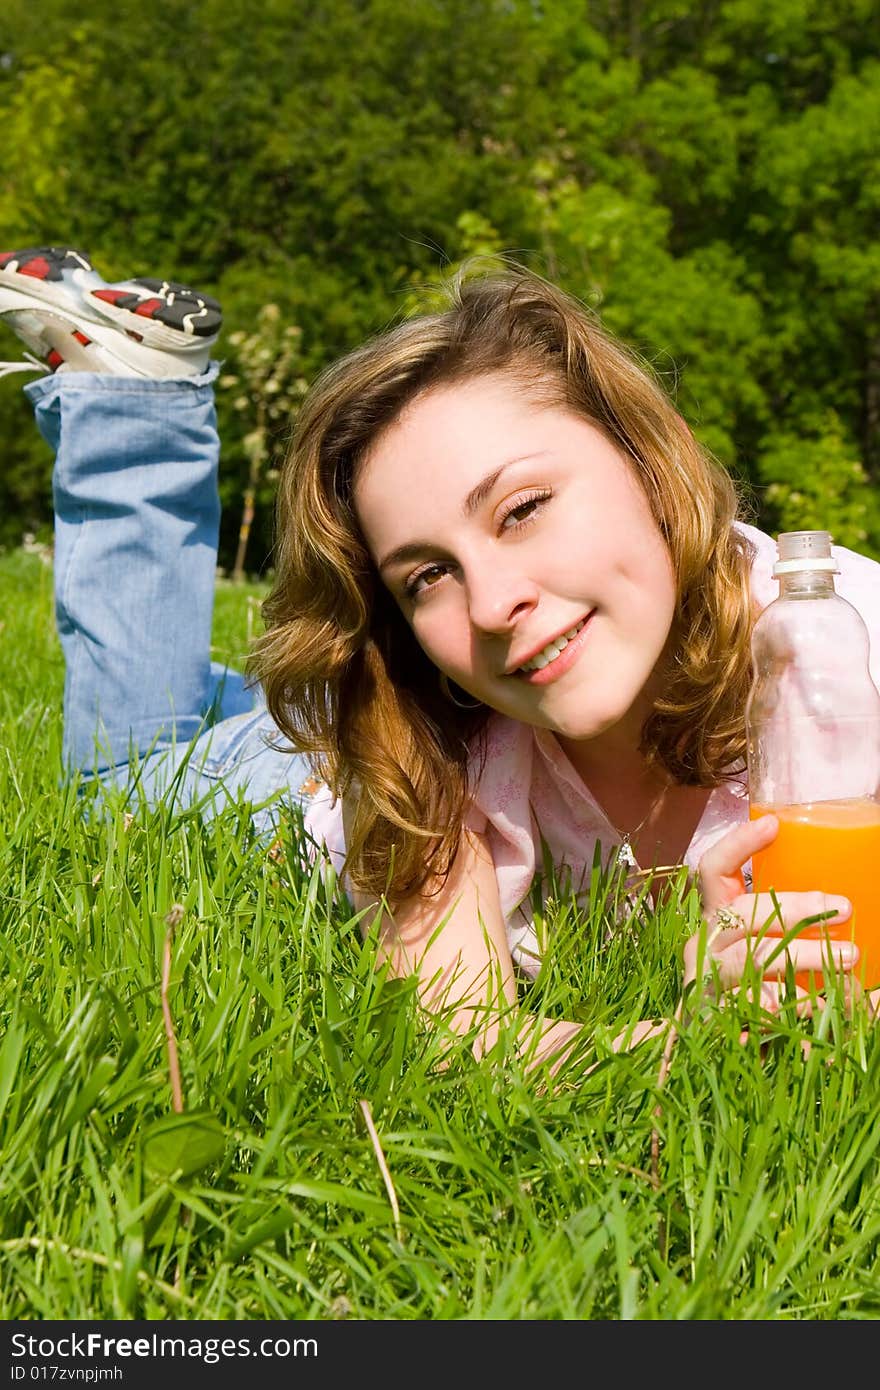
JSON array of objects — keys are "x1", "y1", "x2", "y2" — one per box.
[
  {"x1": 690, "y1": 818, "x2": 864, "y2": 1020},
  {"x1": 708, "y1": 933, "x2": 857, "y2": 991},
  {"x1": 683, "y1": 890, "x2": 854, "y2": 989},
  {"x1": 711, "y1": 890, "x2": 852, "y2": 941},
  {"x1": 714, "y1": 962, "x2": 868, "y2": 1024},
  {"x1": 698, "y1": 814, "x2": 779, "y2": 913}
]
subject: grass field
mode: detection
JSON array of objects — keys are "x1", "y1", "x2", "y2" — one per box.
[{"x1": 2, "y1": 548, "x2": 880, "y2": 1321}]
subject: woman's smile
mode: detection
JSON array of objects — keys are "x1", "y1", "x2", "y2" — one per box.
[{"x1": 511, "y1": 612, "x2": 593, "y2": 683}]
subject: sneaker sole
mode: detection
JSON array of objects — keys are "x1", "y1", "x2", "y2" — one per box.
[
  {"x1": 0, "y1": 245, "x2": 95, "y2": 283},
  {"x1": 0, "y1": 246, "x2": 221, "y2": 342},
  {"x1": 92, "y1": 279, "x2": 222, "y2": 339}
]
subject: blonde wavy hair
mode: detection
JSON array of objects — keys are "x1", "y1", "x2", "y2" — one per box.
[{"x1": 250, "y1": 263, "x2": 755, "y2": 905}]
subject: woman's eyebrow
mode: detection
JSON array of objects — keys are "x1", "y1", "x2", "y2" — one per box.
[
  {"x1": 377, "y1": 539, "x2": 435, "y2": 574},
  {"x1": 462, "y1": 452, "x2": 550, "y2": 517},
  {"x1": 378, "y1": 452, "x2": 551, "y2": 573}
]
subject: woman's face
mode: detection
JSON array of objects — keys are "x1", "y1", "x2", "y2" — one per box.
[{"x1": 354, "y1": 373, "x2": 678, "y2": 754}]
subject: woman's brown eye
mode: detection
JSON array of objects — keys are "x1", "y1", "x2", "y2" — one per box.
[
  {"x1": 505, "y1": 498, "x2": 539, "y2": 526},
  {"x1": 502, "y1": 490, "x2": 551, "y2": 530},
  {"x1": 406, "y1": 563, "x2": 448, "y2": 599}
]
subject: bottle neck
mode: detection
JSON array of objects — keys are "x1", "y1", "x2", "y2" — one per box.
[{"x1": 777, "y1": 570, "x2": 837, "y2": 597}]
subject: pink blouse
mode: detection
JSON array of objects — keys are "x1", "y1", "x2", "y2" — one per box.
[{"x1": 307, "y1": 522, "x2": 880, "y2": 976}]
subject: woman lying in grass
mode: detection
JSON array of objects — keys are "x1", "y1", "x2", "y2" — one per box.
[{"x1": 1, "y1": 245, "x2": 877, "y2": 1070}]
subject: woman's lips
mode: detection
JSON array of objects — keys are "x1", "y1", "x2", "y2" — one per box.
[{"x1": 515, "y1": 611, "x2": 594, "y2": 686}]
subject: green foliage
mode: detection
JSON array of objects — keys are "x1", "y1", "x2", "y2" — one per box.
[
  {"x1": 217, "y1": 305, "x2": 310, "y2": 578},
  {"x1": 142, "y1": 1112, "x2": 227, "y2": 1180},
  {"x1": 1, "y1": 0, "x2": 879, "y2": 565},
  {"x1": 756, "y1": 412, "x2": 880, "y2": 551}
]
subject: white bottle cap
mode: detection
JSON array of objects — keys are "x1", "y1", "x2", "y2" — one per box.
[{"x1": 773, "y1": 529, "x2": 840, "y2": 576}]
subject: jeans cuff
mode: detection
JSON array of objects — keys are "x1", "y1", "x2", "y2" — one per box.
[{"x1": 24, "y1": 359, "x2": 221, "y2": 406}]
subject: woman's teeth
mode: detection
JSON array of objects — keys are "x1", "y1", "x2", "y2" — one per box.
[{"x1": 519, "y1": 619, "x2": 586, "y2": 672}]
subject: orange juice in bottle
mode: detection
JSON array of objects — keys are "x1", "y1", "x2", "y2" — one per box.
[
  {"x1": 749, "y1": 798, "x2": 880, "y2": 988},
  {"x1": 746, "y1": 531, "x2": 880, "y2": 991}
]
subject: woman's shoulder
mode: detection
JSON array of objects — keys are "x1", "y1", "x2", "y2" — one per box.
[{"x1": 832, "y1": 537, "x2": 880, "y2": 644}]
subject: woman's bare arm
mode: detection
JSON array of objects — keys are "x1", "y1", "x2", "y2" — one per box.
[{"x1": 342, "y1": 812, "x2": 591, "y2": 1070}]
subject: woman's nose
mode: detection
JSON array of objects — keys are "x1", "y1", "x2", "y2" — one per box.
[{"x1": 465, "y1": 556, "x2": 539, "y2": 634}]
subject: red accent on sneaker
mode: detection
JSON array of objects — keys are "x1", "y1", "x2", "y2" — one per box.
[
  {"x1": 91, "y1": 288, "x2": 128, "y2": 304},
  {"x1": 0, "y1": 252, "x2": 14, "y2": 268},
  {"x1": 72, "y1": 330, "x2": 92, "y2": 345},
  {"x1": 47, "y1": 349, "x2": 65, "y2": 369},
  {"x1": 134, "y1": 298, "x2": 164, "y2": 319},
  {"x1": 21, "y1": 257, "x2": 51, "y2": 280}
]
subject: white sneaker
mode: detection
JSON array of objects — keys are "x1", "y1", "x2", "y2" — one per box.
[{"x1": 0, "y1": 245, "x2": 222, "y2": 378}]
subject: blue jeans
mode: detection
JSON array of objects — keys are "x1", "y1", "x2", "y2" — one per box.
[{"x1": 26, "y1": 366, "x2": 316, "y2": 836}]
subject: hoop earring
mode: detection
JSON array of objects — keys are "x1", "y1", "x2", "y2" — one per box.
[{"x1": 439, "y1": 673, "x2": 483, "y2": 710}]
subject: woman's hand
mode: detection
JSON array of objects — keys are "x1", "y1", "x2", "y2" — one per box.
[{"x1": 685, "y1": 813, "x2": 859, "y2": 1016}]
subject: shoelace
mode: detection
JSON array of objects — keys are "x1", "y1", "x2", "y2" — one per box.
[{"x1": 0, "y1": 353, "x2": 49, "y2": 379}]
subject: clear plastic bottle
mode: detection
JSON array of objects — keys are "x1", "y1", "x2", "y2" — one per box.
[{"x1": 746, "y1": 530, "x2": 880, "y2": 988}]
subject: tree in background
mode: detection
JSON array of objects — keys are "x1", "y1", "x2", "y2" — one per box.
[
  {"x1": 218, "y1": 306, "x2": 308, "y2": 581},
  {"x1": 1, "y1": 0, "x2": 878, "y2": 570}
]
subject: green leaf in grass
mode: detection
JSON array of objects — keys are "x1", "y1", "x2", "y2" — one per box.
[{"x1": 141, "y1": 1110, "x2": 226, "y2": 1178}]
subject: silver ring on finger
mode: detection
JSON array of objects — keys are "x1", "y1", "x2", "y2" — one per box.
[{"x1": 712, "y1": 905, "x2": 746, "y2": 932}]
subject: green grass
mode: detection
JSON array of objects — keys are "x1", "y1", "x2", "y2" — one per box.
[{"x1": 2, "y1": 549, "x2": 880, "y2": 1320}]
